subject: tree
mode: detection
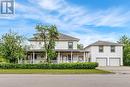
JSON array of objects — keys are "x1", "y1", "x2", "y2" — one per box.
[
  {"x1": 77, "y1": 44, "x2": 84, "y2": 50},
  {"x1": 0, "y1": 31, "x2": 25, "y2": 63},
  {"x1": 118, "y1": 35, "x2": 130, "y2": 45},
  {"x1": 35, "y1": 24, "x2": 59, "y2": 63},
  {"x1": 47, "y1": 25, "x2": 59, "y2": 63},
  {"x1": 118, "y1": 35, "x2": 130, "y2": 65}
]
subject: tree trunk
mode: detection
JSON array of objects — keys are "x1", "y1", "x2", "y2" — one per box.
[{"x1": 45, "y1": 51, "x2": 47, "y2": 59}]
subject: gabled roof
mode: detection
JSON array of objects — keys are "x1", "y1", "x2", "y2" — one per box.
[
  {"x1": 58, "y1": 33, "x2": 79, "y2": 41},
  {"x1": 28, "y1": 33, "x2": 80, "y2": 41},
  {"x1": 85, "y1": 40, "x2": 123, "y2": 48}
]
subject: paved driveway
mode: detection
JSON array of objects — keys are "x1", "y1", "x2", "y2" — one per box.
[
  {"x1": 0, "y1": 74, "x2": 130, "y2": 87},
  {"x1": 97, "y1": 66, "x2": 130, "y2": 74}
]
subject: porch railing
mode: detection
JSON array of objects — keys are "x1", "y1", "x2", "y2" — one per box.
[
  {"x1": 19, "y1": 60, "x2": 58, "y2": 64},
  {"x1": 19, "y1": 59, "x2": 86, "y2": 64}
]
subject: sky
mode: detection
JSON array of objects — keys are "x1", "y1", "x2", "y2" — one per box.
[{"x1": 0, "y1": 0, "x2": 130, "y2": 46}]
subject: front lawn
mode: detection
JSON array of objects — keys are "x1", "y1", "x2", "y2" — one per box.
[{"x1": 0, "y1": 69, "x2": 112, "y2": 74}]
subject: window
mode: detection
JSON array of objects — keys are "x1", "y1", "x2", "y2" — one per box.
[
  {"x1": 39, "y1": 42, "x2": 42, "y2": 45},
  {"x1": 99, "y1": 46, "x2": 104, "y2": 52},
  {"x1": 68, "y1": 55, "x2": 71, "y2": 61},
  {"x1": 68, "y1": 42, "x2": 73, "y2": 49},
  {"x1": 111, "y1": 46, "x2": 115, "y2": 52},
  {"x1": 35, "y1": 54, "x2": 37, "y2": 59},
  {"x1": 88, "y1": 58, "x2": 91, "y2": 62}
]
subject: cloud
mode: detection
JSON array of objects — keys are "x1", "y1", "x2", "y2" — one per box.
[
  {"x1": 0, "y1": 0, "x2": 130, "y2": 45},
  {"x1": 28, "y1": 0, "x2": 130, "y2": 28},
  {"x1": 69, "y1": 31, "x2": 120, "y2": 46},
  {"x1": 14, "y1": 0, "x2": 130, "y2": 28},
  {"x1": 94, "y1": 8, "x2": 130, "y2": 27}
]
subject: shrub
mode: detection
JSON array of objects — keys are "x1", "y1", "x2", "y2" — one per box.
[{"x1": 0, "y1": 62, "x2": 98, "y2": 69}]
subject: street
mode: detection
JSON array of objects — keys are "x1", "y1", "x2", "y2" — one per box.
[{"x1": 0, "y1": 74, "x2": 130, "y2": 87}]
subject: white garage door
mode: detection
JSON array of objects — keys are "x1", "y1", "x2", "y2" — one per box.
[
  {"x1": 109, "y1": 58, "x2": 120, "y2": 66},
  {"x1": 96, "y1": 58, "x2": 107, "y2": 66}
]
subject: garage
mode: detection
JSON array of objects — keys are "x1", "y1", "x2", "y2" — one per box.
[
  {"x1": 96, "y1": 58, "x2": 107, "y2": 66},
  {"x1": 109, "y1": 58, "x2": 120, "y2": 66}
]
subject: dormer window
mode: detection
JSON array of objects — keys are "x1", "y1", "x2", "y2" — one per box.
[
  {"x1": 111, "y1": 45, "x2": 115, "y2": 52},
  {"x1": 99, "y1": 46, "x2": 103, "y2": 52},
  {"x1": 68, "y1": 42, "x2": 73, "y2": 49}
]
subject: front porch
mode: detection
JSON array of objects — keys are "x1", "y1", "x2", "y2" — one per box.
[
  {"x1": 57, "y1": 51, "x2": 89, "y2": 63},
  {"x1": 23, "y1": 50, "x2": 89, "y2": 64}
]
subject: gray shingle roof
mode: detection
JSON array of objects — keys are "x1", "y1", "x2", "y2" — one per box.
[
  {"x1": 58, "y1": 33, "x2": 79, "y2": 41},
  {"x1": 86, "y1": 40, "x2": 123, "y2": 47},
  {"x1": 29, "y1": 33, "x2": 80, "y2": 41}
]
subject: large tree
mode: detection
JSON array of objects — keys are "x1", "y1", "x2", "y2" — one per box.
[
  {"x1": 118, "y1": 35, "x2": 130, "y2": 65},
  {"x1": 35, "y1": 24, "x2": 59, "y2": 63},
  {"x1": 0, "y1": 31, "x2": 25, "y2": 63}
]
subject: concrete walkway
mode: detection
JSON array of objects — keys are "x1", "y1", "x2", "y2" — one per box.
[{"x1": 97, "y1": 66, "x2": 130, "y2": 74}]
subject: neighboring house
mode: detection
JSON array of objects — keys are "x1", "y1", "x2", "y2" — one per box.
[
  {"x1": 25, "y1": 33, "x2": 123, "y2": 66},
  {"x1": 85, "y1": 41, "x2": 123, "y2": 66}
]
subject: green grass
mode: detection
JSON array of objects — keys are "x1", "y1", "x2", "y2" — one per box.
[{"x1": 0, "y1": 69, "x2": 112, "y2": 74}]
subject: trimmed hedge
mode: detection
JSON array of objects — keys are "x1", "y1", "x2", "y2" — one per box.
[{"x1": 0, "y1": 62, "x2": 98, "y2": 69}]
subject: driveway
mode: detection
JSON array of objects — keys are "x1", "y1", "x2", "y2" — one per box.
[
  {"x1": 0, "y1": 74, "x2": 130, "y2": 87},
  {"x1": 97, "y1": 66, "x2": 130, "y2": 74}
]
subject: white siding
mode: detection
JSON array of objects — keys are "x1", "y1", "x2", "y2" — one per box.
[
  {"x1": 85, "y1": 46, "x2": 123, "y2": 66},
  {"x1": 29, "y1": 41, "x2": 43, "y2": 50},
  {"x1": 29, "y1": 41, "x2": 78, "y2": 50}
]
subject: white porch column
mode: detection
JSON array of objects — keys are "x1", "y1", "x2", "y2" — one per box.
[
  {"x1": 83, "y1": 52, "x2": 86, "y2": 62},
  {"x1": 71, "y1": 51, "x2": 73, "y2": 63},
  {"x1": 32, "y1": 52, "x2": 35, "y2": 64},
  {"x1": 57, "y1": 52, "x2": 60, "y2": 63},
  {"x1": 86, "y1": 52, "x2": 89, "y2": 62}
]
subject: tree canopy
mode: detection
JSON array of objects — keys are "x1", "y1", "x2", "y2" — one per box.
[
  {"x1": 118, "y1": 35, "x2": 130, "y2": 66},
  {"x1": 35, "y1": 24, "x2": 59, "y2": 63},
  {"x1": 0, "y1": 31, "x2": 25, "y2": 63}
]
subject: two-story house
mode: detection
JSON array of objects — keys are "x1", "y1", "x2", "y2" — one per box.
[
  {"x1": 85, "y1": 41, "x2": 123, "y2": 66},
  {"x1": 26, "y1": 33, "x2": 88, "y2": 64},
  {"x1": 26, "y1": 33, "x2": 123, "y2": 66}
]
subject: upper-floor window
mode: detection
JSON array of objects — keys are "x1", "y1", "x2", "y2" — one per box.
[
  {"x1": 111, "y1": 45, "x2": 115, "y2": 52},
  {"x1": 68, "y1": 42, "x2": 73, "y2": 49},
  {"x1": 99, "y1": 46, "x2": 103, "y2": 52}
]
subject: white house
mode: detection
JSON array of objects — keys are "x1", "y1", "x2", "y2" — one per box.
[
  {"x1": 85, "y1": 41, "x2": 123, "y2": 66},
  {"x1": 26, "y1": 33, "x2": 88, "y2": 64},
  {"x1": 25, "y1": 33, "x2": 123, "y2": 66}
]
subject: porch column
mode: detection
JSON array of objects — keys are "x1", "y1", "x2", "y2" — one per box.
[
  {"x1": 32, "y1": 52, "x2": 35, "y2": 64},
  {"x1": 83, "y1": 52, "x2": 86, "y2": 62},
  {"x1": 57, "y1": 52, "x2": 60, "y2": 63},
  {"x1": 86, "y1": 52, "x2": 88, "y2": 62},
  {"x1": 71, "y1": 51, "x2": 73, "y2": 62}
]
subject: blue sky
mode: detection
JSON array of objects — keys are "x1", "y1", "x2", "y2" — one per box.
[{"x1": 1, "y1": 0, "x2": 130, "y2": 45}]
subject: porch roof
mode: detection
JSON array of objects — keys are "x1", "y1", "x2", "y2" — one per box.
[
  {"x1": 26, "y1": 49, "x2": 89, "y2": 53},
  {"x1": 56, "y1": 49, "x2": 88, "y2": 52}
]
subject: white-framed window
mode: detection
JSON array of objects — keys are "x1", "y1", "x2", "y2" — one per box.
[
  {"x1": 68, "y1": 42, "x2": 73, "y2": 49},
  {"x1": 99, "y1": 46, "x2": 104, "y2": 52},
  {"x1": 111, "y1": 45, "x2": 115, "y2": 52}
]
